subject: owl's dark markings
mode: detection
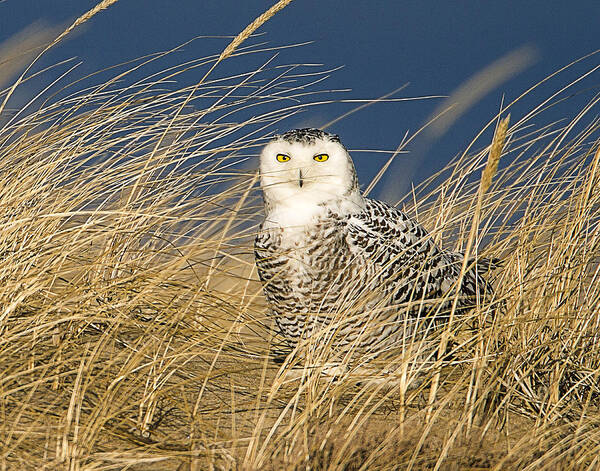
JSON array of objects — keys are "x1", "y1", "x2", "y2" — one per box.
[{"x1": 280, "y1": 128, "x2": 341, "y2": 145}]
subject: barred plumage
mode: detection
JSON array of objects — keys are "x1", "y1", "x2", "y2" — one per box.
[{"x1": 255, "y1": 128, "x2": 491, "y2": 357}]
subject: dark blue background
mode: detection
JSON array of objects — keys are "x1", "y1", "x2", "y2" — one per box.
[{"x1": 2, "y1": 1, "x2": 599, "y2": 199}]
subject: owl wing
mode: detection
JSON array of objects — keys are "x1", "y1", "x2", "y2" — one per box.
[
  {"x1": 254, "y1": 226, "x2": 281, "y2": 287},
  {"x1": 345, "y1": 198, "x2": 484, "y2": 309}
]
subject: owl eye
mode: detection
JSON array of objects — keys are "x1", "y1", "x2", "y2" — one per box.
[
  {"x1": 313, "y1": 154, "x2": 329, "y2": 162},
  {"x1": 276, "y1": 154, "x2": 291, "y2": 162}
]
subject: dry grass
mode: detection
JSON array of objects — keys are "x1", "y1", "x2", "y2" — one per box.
[{"x1": 2, "y1": 10, "x2": 600, "y2": 471}]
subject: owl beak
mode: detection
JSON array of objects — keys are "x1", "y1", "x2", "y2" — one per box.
[{"x1": 298, "y1": 169, "x2": 304, "y2": 188}]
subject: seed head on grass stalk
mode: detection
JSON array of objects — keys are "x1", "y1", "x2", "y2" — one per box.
[
  {"x1": 481, "y1": 114, "x2": 511, "y2": 196},
  {"x1": 0, "y1": 0, "x2": 121, "y2": 117},
  {"x1": 219, "y1": 0, "x2": 295, "y2": 63}
]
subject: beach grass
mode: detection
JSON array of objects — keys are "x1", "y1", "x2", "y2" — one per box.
[{"x1": 1, "y1": 4, "x2": 600, "y2": 470}]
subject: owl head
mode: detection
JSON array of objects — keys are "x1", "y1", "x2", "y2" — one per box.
[{"x1": 259, "y1": 128, "x2": 362, "y2": 211}]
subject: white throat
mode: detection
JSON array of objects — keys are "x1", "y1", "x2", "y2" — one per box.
[{"x1": 262, "y1": 190, "x2": 365, "y2": 231}]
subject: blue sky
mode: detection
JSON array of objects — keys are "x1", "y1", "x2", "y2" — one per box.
[{"x1": 1, "y1": 0, "x2": 599, "y2": 198}]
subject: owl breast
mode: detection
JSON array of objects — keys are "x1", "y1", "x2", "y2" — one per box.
[{"x1": 254, "y1": 211, "x2": 398, "y2": 351}]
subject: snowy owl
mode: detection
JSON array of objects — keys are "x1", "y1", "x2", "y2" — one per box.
[{"x1": 255, "y1": 128, "x2": 492, "y2": 360}]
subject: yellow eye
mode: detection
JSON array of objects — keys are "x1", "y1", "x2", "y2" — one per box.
[
  {"x1": 276, "y1": 154, "x2": 291, "y2": 162},
  {"x1": 313, "y1": 153, "x2": 329, "y2": 162}
]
